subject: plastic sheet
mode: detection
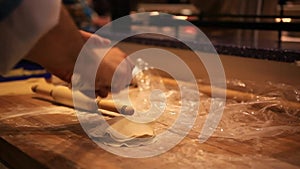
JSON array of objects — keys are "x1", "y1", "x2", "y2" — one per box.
[{"x1": 132, "y1": 59, "x2": 300, "y2": 141}]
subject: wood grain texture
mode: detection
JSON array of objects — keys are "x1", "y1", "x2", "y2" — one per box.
[{"x1": 0, "y1": 94, "x2": 300, "y2": 169}]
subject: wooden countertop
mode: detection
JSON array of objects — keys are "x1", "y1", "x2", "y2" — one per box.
[{"x1": 0, "y1": 81, "x2": 300, "y2": 169}]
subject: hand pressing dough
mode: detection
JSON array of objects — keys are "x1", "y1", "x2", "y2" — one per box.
[{"x1": 89, "y1": 116, "x2": 156, "y2": 147}]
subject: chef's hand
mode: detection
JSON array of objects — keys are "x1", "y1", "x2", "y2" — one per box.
[
  {"x1": 79, "y1": 30, "x2": 110, "y2": 46},
  {"x1": 95, "y1": 47, "x2": 134, "y2": 97},
  {"x1": 24, "y1": 7, "x2": 133, "y2": 98},
  {"x1": 74, "y1": 31, "x2": 134, "y2": 98}
]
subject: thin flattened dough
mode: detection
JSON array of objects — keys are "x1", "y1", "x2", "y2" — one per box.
[
  {"x1": 88, "y1": 116, "x2": 156, "y2": 147},
  {"x1": 107, "y1": 116, "x2": 154, "y2": 141}
]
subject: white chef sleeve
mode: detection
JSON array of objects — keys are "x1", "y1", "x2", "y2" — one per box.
[{"x1": 0, "y1": 0, "x2": 61, "y2": 75}]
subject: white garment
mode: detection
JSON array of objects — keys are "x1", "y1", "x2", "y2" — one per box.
[{"x1": 0, "y1": 0, "x2": 61, "y2": 74}]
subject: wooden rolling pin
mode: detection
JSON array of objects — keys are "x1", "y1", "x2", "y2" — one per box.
[
  {"x1": 161, "y1": 77, "x2": 300, "y2": 112},
  {"x1": 31, "y1": 84, "x2": 134, "y2": 115}
]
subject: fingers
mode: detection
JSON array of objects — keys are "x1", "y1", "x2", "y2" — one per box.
[
  {"x1": 73, "y1": 34, "x2": 134, "y2": 98},
  {"x1": 79, "y1": 30, "x2": 91, "y2": 40},
  {"x1": 94, "y1": 47, "x2": 134, "y2": 97},
  {"x1": 79, "y1": 30, "x2": 111, "y2": 47},
  {"x1": 95, "y1": 87, "x2": 109, "y2": 98},
  {"x1": 111, "y1": 58, "x2": 134, "y2": 93},
  {"x1": 93, "y1": 35, "x2": 111, "y2": 47},
  {"x1": 124, "y1": 57, "x2": 136, "y2": 70}
]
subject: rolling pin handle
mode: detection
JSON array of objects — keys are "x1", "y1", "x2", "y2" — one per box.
[
  {"x1": 31, "y1": 84, "x2": 53, "y2": 96},
  {"x1": 120, "y1": 105, "x2": 134, "y2": 115},
  {"x1": 96, "y1": 98, "x2": 135, "y2": 115}
]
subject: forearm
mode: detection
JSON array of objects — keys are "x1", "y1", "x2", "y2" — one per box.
[{"x1": 25, "y1": 6, "x2": 85, "y2": 82}]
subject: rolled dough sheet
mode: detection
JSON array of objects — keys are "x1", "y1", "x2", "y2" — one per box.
[{"x1": 89, "y1": 116, "x2": 156, "y2": 147}]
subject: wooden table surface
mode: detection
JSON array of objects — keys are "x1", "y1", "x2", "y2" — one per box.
[{"x1": 0, "y1": 93, "x2": 300, "y2": 169}]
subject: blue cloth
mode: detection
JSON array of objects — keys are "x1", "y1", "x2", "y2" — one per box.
[{"x1": 0, "y1": 0, "x2": 22, "y2": 21}]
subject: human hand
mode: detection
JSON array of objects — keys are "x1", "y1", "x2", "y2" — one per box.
[
  {"x1": 95, "y1": 47, "x2": 134, "y2": 97},
  {"x1": 79, "y1": 30, "x2": 110, "y2": 46},
  {"x1": 24, "y1": 6, "x2": 133, "y2": 98},
  {"x1": 73, "y1": 32, "x2": 134, "y2": 98}
]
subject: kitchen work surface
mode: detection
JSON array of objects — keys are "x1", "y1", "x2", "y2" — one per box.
[{"x1": 0, "y1": 77, "x2": 300, "y2": 169}]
